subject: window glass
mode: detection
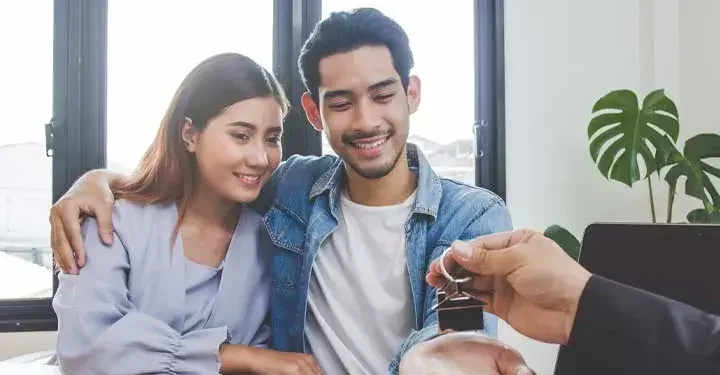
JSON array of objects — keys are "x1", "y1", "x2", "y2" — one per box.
[
  {"x1": 0, "y1": 2, "x2": 54, "y2": 300},
  {"x1": 107, "y1": 1, "x2": 274, "y2": 174},
  {"x1": 321, "y1": 1, "x2": 476, "y2": 184}
]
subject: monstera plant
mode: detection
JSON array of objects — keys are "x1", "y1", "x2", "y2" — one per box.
[{"x1": 545, "y1": 89, "x2": 720, "y2": 260}]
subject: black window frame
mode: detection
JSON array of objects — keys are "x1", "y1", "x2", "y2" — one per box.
[
  {"x1": 0, "y1": 0, "x2": 504, "y2": 333},
  {"x1": 475, "y1": 0, "x2": 506, "y2": 201}
]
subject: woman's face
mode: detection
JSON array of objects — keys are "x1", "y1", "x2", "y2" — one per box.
[{"x1": 183, "y1": 96, "x2": 283, "y2": 204}]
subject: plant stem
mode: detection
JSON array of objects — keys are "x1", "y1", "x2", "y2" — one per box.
[
  {"x1": 666, "y1": 184, "x2": 676, "y2": 223},
  {"x1": 648, "y1": 177, "x2": 657, "y2": 223}
]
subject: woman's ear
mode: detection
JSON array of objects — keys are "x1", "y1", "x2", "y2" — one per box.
[{"x1": 181, "y1": 117, "x2": 199, "y2": 153}]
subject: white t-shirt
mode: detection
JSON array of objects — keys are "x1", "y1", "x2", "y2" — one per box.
[{"x1": 305, "y1": 189, "x2": 417, "y2": 375}]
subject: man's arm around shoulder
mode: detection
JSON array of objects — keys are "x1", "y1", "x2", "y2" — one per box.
[{"x1": 389, "y1": 197, "x2": 513, "y2": 374}]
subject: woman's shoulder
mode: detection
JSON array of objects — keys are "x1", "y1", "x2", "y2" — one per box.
[{"x1": 109, "y1": 199, "x2": 178, "y2": 235}]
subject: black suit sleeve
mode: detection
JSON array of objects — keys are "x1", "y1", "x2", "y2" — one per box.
[{"x1": 568, "y1": 274, "x2": 720, "y2": 372}]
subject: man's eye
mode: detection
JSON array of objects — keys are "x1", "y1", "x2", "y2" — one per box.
[
  {"x1": 375, "y1": 93, "x2": 395, "y2": 102},
  {"x1": 329, "y1": 102, "x2": 351, "y2": 111}
]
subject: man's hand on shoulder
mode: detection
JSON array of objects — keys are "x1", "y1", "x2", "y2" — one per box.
[
  {"x1": 50, "y1": 169, "x2": 124, "y2": 274},
  {"x1": 399, "y1": 331, "x2": 534, "y2": 375}
]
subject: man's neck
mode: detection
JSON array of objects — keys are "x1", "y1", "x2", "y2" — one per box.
[{"x1": 344, "y1": 151, "x2": 417, "y2": 207}]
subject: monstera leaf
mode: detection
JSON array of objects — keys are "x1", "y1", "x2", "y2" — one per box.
[
  {"x1": 544, "y1": 225, "x2": 581, "y2": 261},
  {"x1": 588, "y1": 89, "x2": 680, "y2": 187},
  {"x1": 664, "y1": 133, "x2": 720, "y2": 209},
  {"x1": 687, "y1": 208, "x2": 720, "y2": 224}
]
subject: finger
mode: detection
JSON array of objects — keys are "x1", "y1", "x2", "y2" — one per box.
[
  {"x1": 300, "y1": 360, "x2": 320, "y2": 375},
  {"x1": 425, "y1": 260, "x2": 447, "y2": 287},
  {"x1": 307, "y1": 357, "x2": 324, "y2": 375},
  {"x1": 88, "y1": 199, "x2": 115, "y2": 245},
  {"x1": 63, "y1": 209, "x2": 87, "y2": 267},
  {"x1": 51, "y1": 217, "x2": 77, "y2": 274},
  {"x1": 468, "y1": 275, "x2": 494, "y2": 292},
  {"x1": 450, "y1": 242, "x2": 525, "y2": 276},
  {"x1": 50, "y1": 211, "x2": 68, "y2": 273},
  {"x1": 465, "y1": 229, "x2": 536, "y2": 251},
  {"x1": 496, "y1": 345, "x2": 533, "y2": 375}
]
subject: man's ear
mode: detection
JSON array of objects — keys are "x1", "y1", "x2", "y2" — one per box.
[
  {"x1": 181, "y1": 117, "x2": 199, "y2": 153},
  {"x1": 301, "y1": 92, "x2": 323, "y2": 132},
  {"x1": 407, "y1": 75, "x2": 422, "y2": 115}
]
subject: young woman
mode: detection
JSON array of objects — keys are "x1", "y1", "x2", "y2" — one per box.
[{"x1": 52, "y1": 53, "x2": 323, "y2": 375}]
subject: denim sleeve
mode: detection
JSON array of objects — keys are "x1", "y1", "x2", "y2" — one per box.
[
  {"x1": 388, "y1": 198, "x2": 513, "y2": 374},
  {"x1": 52, "y1": 217, "x2": 229, "y2": 375}
]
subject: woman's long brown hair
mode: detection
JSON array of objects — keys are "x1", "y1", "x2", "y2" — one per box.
[{"x1": 115, "y1": 53, "x2": 288, "y2": 230}]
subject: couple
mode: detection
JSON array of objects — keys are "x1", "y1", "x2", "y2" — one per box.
[{"x1": 50, "y1": 8, "x2": 513, "y2": 375}]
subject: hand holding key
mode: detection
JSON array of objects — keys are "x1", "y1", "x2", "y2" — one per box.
[
  {"x1": 432, "y1": 247, "x2": 491, "y2": 332},
  {"x1": 427, "y1": 230, "x2": 592, "y2": 345}
]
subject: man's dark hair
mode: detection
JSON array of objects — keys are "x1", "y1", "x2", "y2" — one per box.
[{"x1": 297, "y1": 7, "x2": 414, "y2": 103}]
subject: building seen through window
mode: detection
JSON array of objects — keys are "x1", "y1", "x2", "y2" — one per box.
[{"x1": 0, "y1": 0, "x2": 477, "y2": 301}]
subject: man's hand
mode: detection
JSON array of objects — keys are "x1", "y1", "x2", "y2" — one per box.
[
  {"x1": 426, "y1": 229, "x2": 592, "y2": 345},
  {"x1": 50, "y1": 169, "x2": 122, "y2": 274},
  {"x1": 399, "y1": 332, "x2": 534, "y2": 375}
]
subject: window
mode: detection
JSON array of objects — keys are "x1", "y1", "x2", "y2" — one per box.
[
  {"x1": 321, "y1": 0, "x2": 477, "y2": 184},
  {"x1": 0, "y1": 2, "x2": 54, "y2": 301},
  {"x1": 0, "y1": 0, "x2": 504, "y2": 332},
  {"x1": 107, "y1": 1, "x2": 274, "y2": 174}
]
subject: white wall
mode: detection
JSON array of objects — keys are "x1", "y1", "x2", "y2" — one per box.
[{"x1": 502, "y1": 0, "x2": 720, "y2": 374}]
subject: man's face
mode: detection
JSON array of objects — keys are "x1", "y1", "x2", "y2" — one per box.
[{"x1": 303, "y1": 45, "x2": 420, "y2": 179}]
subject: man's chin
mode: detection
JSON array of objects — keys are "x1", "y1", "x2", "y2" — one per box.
[{"x1": 344, "y1": 152, "x2": 402, "y2": 180}]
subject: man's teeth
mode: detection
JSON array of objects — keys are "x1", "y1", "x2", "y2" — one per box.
[{"x1": 354, "y1": 138, "x2": 387, "y2": 149}]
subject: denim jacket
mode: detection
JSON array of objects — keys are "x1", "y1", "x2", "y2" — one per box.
[{"x1": 253, "y1": 144, "x2": 513, "y2": 374}]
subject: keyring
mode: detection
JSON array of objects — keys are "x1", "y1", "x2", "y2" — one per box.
[{"x1": 439, "y1": 247, "x2": 472, "y2": 284}]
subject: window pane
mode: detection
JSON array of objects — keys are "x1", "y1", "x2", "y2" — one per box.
[
  {"x1": 0, "y1": 3, "x2": 54, "y2": 299},
  {"x1": 321, "y1": 1, "x2": 476, "y2": 184},
  {"x1": 107, "y1": 1, "x2": 274, "y2": 174}
]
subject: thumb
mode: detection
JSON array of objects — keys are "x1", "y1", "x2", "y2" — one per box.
[{"x1": 450, "y1": 240, "x2": 523, "y2": 276}]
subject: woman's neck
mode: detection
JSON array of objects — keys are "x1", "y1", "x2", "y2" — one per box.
[{"x1": 182, "y1": 183, "x2": 238, "y2": 231}]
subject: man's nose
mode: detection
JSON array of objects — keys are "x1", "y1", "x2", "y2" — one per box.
[{"x1": 354, "y1": 99, "x2": 382, "y2": 130}]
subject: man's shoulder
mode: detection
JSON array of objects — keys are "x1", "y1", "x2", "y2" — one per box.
[
  {"x1": 276, "y1": 153, "x2": 339, "y2": 188},
  {"x1": 431, "y1": 178, "x2": 512, "y2": 240},
  {"x1": 437, "y1": 178, "x2": 505, "y2": 212}
]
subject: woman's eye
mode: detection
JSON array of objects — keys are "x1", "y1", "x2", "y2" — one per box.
[{"x1": 231, "y1": 133, "x2": 250, "y2": 141}]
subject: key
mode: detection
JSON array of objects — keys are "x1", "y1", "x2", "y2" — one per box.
[{"x1": 432, "y1": 247, "x2": 490, "y2": 332}]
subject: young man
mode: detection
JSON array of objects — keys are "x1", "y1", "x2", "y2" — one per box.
[{"x1": 49, "y1": 8, "x2": 513, "y2": 374}]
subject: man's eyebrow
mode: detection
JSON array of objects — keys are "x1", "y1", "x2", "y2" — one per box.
[
  {"x1": 323, "y1": 89, "x2": 353, "y2": 101},
  {"x1": 322, "y1": 78, "x2": 399, "y2": 101},
  {"x1": 368, "y1": 78, "x2": 398, "y2": 91}
]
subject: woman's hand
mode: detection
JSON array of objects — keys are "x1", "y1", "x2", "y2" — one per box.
[
  {"x1": 254, "y1": 351, "x2": 324, "y2": 375},
  {"x1": 220, "y1": 345, "x2": 323, "y2": 375}
]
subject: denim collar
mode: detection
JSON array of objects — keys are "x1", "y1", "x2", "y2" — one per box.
[{"x1": 309, "y1": 143, "x2": 442, "y2": 219}]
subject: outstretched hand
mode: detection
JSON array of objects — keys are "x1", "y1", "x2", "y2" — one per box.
[{"x1": 426, "y1": 229, "x2": 592, "y2": 345}]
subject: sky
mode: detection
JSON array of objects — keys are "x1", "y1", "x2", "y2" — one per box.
[{"x1": 2, "y1": 0, "x2": 475, "y2": 174}]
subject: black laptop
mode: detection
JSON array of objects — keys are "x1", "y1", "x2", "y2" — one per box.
[{"x1": 553, "y1": 222, "x2": 720, "y2": 375}]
